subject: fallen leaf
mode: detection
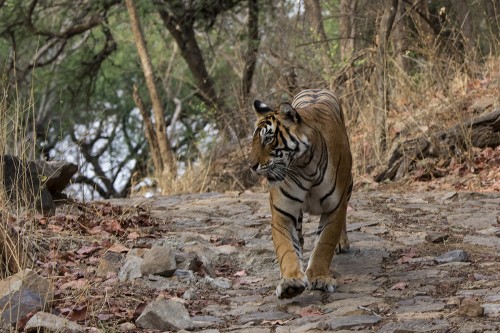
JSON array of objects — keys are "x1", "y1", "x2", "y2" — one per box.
[
  {"x1": 68, "y1": 305, "x2": 87, "y2": 322},
  {"x1": 76, "y1": 244, "x2": 101, "y2": 256},
  {"x1": 234, "y1": 276, "x2": 264, "y2": 286},
  {"x1": 107, "y1": 243, "x2": 129, "y2": 253},
  {"x1": 60, "y1": 279, "x2": 88, "y2": 290}
]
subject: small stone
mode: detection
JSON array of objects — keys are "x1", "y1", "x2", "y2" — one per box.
[
  {"x1": 25, "y1": 312, "x2": 84, "y2": 333},
  {"x1": 457, "y1": 299, "x2": 483, "y2": 317},
  {"x1": 118, "y1": 256, "x2": 143, "y2": 282},
  {"x1": 205, "y1": 276, "x2": 232, "y2": 289},
  {"x1": 136, "y1": 300, "x2": 194, "y2": 331},
  {"x1": 482, "y1": 303, "x2": 500, "y2": 317},
  {"x1": 425, "y1": 232, "x2": 449, "y2": 244},
  {"x1": 435, "y1": 250, "x2": 468, "y2": 264},
  {"x1": 117, "y1": 322, "x2": 137, "y2": 332},
  {"x1": 96, "y1": 252, "x2": 124, "y2": 277},
  {"x1": 183, "y1": 288, "x2": 197, "y2": 300},
  {"x1": 141, "y1": 245, "x2": 177, "y2": 277},
  {"x1": 328, "y1": 315, "x2": 381, "y2": 330},
  {"x1": 215, "y1": 245, "x2": 238, "y2": 255}
]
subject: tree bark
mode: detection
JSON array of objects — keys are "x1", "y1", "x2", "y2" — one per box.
[
  {"x1": 242, "y1": 0, "x2": 260, "y2": 103},
  {"x1": 451, "y1": 0, "x2": 475, "y2": 53},
  {"x1": 304, "y1": 0, "x2": 328, "y2": 42},
  {"x1": 374, "y1": 0, "x2": 398, "y2": 154},
  {"x1": 339, "y1": 0, "x2": 358, "y2": 62},
  {"x1": 132, "y1": 84, "x2": 162, "y2": 176},
  {"x1": 125, "y1": 0, "x2": 177, "y2": 184},
  {"x1": 376, "y1": 108, "x2": 500, "y2": 182}
]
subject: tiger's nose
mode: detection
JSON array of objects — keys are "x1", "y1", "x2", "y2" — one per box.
[{"x1": 250, "y1": 162, "x2": 259, "y2": 171}]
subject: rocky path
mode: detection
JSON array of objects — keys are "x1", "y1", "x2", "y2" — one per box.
[{"x1": 106, "y1": 190, "x2": 500, "y2": 332}]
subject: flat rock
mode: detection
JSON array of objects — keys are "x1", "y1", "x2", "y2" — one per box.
[
  {"x1": 238, "y1": 311, "x2": 294, "y2": 324},
  {"x1": 141, "y1": 245, "x2": 177, "y2": 277},
  {"x1": 463, "y1": 235, "x2": 500, "y2": 249},
  {"x1": 328, "y1": 315, "x2": 381, "y2": 330},
  {"x1": 136, "y1": 299, "x2": 194, "y2": 331},
  {"x1": 25, "y1": 311, "x2": 84, "y2": 333},
  {"x1": 379, "y1": 319, "x2": 450, "y2": 333},
  {"x1": 482, "y1": 303, "x2": 500, "y2": 318},
  {"x1": 434, "y1": 250, "x2": 468, "y2": 264}
]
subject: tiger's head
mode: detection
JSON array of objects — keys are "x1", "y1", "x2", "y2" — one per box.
[{"x1": 249, "y1": 100, "x2": 310, "y2": 182}]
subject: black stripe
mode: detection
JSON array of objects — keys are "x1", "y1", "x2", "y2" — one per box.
[
  {"x1": 280, "y1": 187, "x2": 303, "y2": 203},
  {"x1": 272, "y1": 225, "x2": 292, "y2": 242},
  {"x1": 312, "y1": 141, "x2": 329, "y2": 187},
  {"x1": 320, "y1": 155, "x2": 342, "y2": 204},
  {"x1": 278, "y1": 129, "x2": 288, "y2": 148},
  {"x1": 287, "y1": 173, "x2": 308, "y2": 191},
  {"x1": 272, "y1": 205, "x2": 297, "y2": 225}
]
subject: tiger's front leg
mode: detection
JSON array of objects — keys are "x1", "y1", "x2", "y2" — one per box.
[
  {"x1": 305, "y1": 200, "x2": 347, "y2": 293},
  {"x1": 270, "y1": 200, "x2": 308, "y2": 299}
]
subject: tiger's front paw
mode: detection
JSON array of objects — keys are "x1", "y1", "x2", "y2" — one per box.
[
  {"x1": 276, "y1": 275, "x2": 309, "y2": 299},
  {"x1": 308, "y1": 275, "x2": 337, "y2": 293}
]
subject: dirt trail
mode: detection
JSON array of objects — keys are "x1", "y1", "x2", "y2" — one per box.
[{"x1": 105, "y1": 190, "x2": 500, "y2": 332}]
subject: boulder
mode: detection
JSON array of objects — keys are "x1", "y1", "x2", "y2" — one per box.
[
  {"x1": 141, "y1": 245, "x2": 177, "y2": 277},
  {"x1": 2, "y1": 155, "x2": 77, "y2": 215},
  {"x1": 0, "y1": 269, "x2": 53, "y2": 324}
]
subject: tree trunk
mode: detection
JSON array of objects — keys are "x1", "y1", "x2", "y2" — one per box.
[
  {"x1": 339, "y1": 0, "x2": 358, "y2": 62},
  {"x1": 156, "y1": 4, "x2": 240, "y2": 140},
  {"x1": 125, "y1": 0, "x2": 177, "y2": 186},
  {"x1": 451, "y1": 0, "x2": 475, "y2": 53},
  {"x1": 241, "y1": 0, "x2": 260, "y2": 103},
  {"x1": 304, "y1": 0, "x2": 328, "y2": 42},
  {"x1": 391, "y1": 0, "x2": 410, "y2": 72},
  {"x1": 304, "y1": 0, "x2": 334, "y2": 82},
  {"x1": 132, "y1": 84, "x2": 162, "y2": 176},
  {"x1": 374, "y1": 0, "x2": 398, "y2": 155},
  {"x1": 376, "y1": 108, "x2": 500, "y2": 182}
]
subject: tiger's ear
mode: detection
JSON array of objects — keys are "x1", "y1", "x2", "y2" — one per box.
[
  {"x1": 253, "y1": 100, "x2": 272, "y2": 116},
  {"x1": 279, "y1": 102, "x2": 301, "y2": 123}
]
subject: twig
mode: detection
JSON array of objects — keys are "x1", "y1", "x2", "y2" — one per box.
[{"x1": 358, "y1": 305, "x2": 383, "y2": 318}]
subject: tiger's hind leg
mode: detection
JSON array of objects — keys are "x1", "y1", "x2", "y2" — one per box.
[
  {"x1": 335, "y1": 223, "x2": 350, "y2": 254},
  {"x1": 336, "y1": 179, "x2": 353, "y2": 254},
  {"x1": 305, "y1": 201, "x2": 347, "y2": 292}
]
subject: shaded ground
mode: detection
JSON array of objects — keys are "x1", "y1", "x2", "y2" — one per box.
[{"x1": 30, "y1": 188, "x2": 500, "y2": 332}]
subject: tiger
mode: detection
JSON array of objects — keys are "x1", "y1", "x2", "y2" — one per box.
[{"x1": 249, "y1": 89, "x2": 353, "y2": 299}]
